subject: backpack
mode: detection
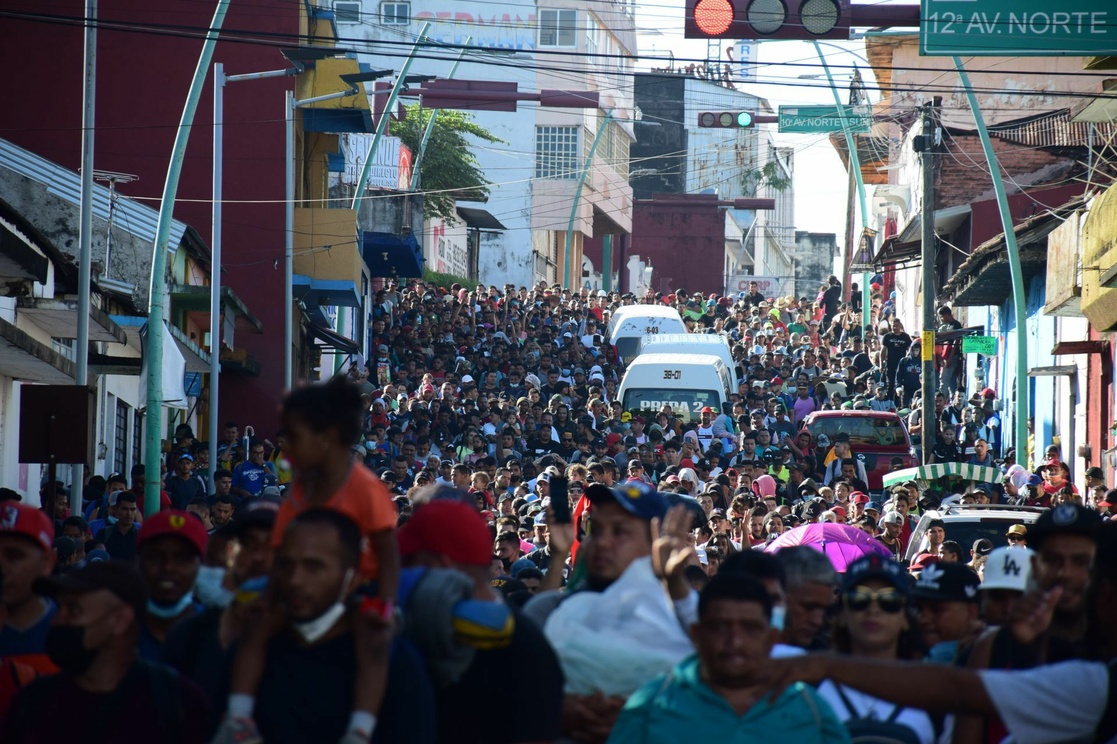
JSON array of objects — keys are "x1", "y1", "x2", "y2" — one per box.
[{"x1": 834, "y1": 684, "x2": 922, "y2": 744}]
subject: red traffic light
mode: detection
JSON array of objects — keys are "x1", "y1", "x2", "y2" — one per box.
[
  {"x1": 694, "y1": 0, "x2": 734, "y2": 35},
  {"x1": 685, "y1": 0, "x2": 850, "y2": 39},
  {"x1": 698, "y1": 111, "x2": 754, "y2": 128}
]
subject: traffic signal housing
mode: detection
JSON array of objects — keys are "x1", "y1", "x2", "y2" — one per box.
[
  {"x1": 698, "y1": 111, "x2": 755, "y2": 128},
  {"x1": 685, "y1": 0, "x2": 851, "y2": 40}
]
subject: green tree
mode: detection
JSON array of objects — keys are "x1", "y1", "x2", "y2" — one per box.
[{"x1": 390, "y1": 103, "x2": 505, "y2": 223}]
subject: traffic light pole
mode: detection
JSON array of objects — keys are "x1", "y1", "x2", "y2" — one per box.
[
  {"x1": 812, "y1": 42, "x2": 871, "y2": 336},
  {"x1": 954, "y1": 58, "x2": 1029, "y2": 460},
  {"x1": 146, "y1": 0, "x2": 231, "y2": 518}
]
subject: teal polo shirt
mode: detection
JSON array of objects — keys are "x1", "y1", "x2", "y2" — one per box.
[{"x1": 608, "y1": 655, "x2": 850, "y2": 744}]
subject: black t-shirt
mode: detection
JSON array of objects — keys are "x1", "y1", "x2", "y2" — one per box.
[
  {"x1": 253, "y1": 630, "x2": 436, "y2": 744},
  {"x1": 437, "y1": 609, "x2": 563, "y2": 744},
  {"x1": 822, "y1": 285, "x2": 842, "y2": 316},
  {"x1": 931, "y1": 441, "x2": 963, "y2": 463},
  {"x1": 1, "y1": 659, "x2": 210, "y2": 744},
  {"x1": 162, "y1": 608, "x2": 229, "y2": 737},
  {"x1": 881, "y1": 332, "x2": 913, "y2": 367}
]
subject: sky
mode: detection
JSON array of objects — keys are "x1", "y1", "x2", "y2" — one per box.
[{"x1": 633, "y1": 1, "x2": 884, "y2": 256}]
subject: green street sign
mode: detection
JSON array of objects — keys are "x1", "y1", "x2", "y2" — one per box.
[
  {"x1": 962, "y1": 335, "x2": 998, "y2": 355},
  {"x1": 777, "y1": 106, "x2": 872, "y2": 134},
  {"x1": 920, "y1": 0, "x2": 1117, "y2": 56}
]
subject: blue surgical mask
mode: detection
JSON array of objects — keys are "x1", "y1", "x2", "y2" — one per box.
[
  {"x1": 147, "y1": 591, "x2": 195, "y2": 619},
  {"x1": 194, "y1": 565, "x2": 234, "y2": 609}
]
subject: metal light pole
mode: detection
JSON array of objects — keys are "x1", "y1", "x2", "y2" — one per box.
[
  {"x1": 410, "y1": 35, "x2": 471, "y2": 192},
  {"x1": 953, "y1": 58, "x2": 1029, "y2": 457},
  {"x1": 351, "y1": 22, "x2": 431, "y2": 208},
  {"x1": 284, "y1": 89, "x2": 294, "y2": 391},
  {"x1": 284, "y1": 84, "x2": 373, "y2": 390},
  {"x1": 72, "y1": 0, "x2": 96, "y2": 515},
  {"x1": 212, "y1": 62, "x2": 300, "y2": 470},
  {"x1": 812, "y1": 42, "x2": 871, "y2": 334},
  {"x1": 209, "y1": 63, "x2": 225, "y2": 482},
  {"x1": 145, "y1": 0, "x2": 231, "y2": 518}
]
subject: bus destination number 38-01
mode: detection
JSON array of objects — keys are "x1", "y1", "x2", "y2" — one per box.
[{"x1": 662, "y1": 369, "x2": 682, "y2": 380}]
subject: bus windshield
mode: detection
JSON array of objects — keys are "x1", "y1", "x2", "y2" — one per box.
[{"x1": 622, "y1": 388, "x2": 723, "y2": 424}]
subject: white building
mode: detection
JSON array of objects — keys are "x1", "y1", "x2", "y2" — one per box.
[{"x1": 338, "y1": 0, "x2": 636, "y2": 288}]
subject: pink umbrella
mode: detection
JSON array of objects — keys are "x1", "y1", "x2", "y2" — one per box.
[{"x1": 764, "y1": 523, "x2": 893, "y2": 572}]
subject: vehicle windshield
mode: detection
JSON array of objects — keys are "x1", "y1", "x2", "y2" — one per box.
[
  {"x1": 806, "y1": 416, "x2": 907, "y2": 448},
  {"x1": 909, "y1": 516, "x2": 1036, "y2": 559},
  {"x1": 615, "y1": 337, "x2": 642, "y2": 362},
  {"x1": 622, "y1": 388, "x2": 721, "y2": 425}
]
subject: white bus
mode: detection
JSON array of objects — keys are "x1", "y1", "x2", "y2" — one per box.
[
  {"x1": 636, "y1": 332, "x2": 738, "y2": 389},
  {"x1": 617, "y1": 353, "x2": 733, "y2": 425},
  {"x1": 606, "y1": 305, "x2": 686, "y2": 363}
]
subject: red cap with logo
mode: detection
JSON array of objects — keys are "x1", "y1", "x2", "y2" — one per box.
[
  {"x1": 0, "y1": 502, "x2": 54, "y2": 552},
  {"x1": 137, "y1": 509, "x2": 208, "y2": 557}
]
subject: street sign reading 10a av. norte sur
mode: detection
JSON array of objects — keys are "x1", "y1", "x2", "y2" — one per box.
[
  {"x1": 920, "y1": 0, "x2": 1117, "y2": 56},
  {"x1": 778, "y1": 106, "x2": 872, "y2": 134}
]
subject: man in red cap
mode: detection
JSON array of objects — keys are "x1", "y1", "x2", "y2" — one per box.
[
  {"x1": 397, "y1": 499, "x2": 563, "y2": 744},
  {"x1": 0, "y1": 502, "x2": 57, "y2": 674},
  {"x1": 136, "y1": 510, "x2": 207, "y2": 660}
]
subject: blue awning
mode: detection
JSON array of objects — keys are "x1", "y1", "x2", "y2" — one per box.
[
  {"x1": 362, "y1": 231, "x2": 424, "y2": 279},
  {"x1": 302, "y1": 107, "x2": 375, "y2": 134},
  {"x1": 293, "y1": 275, "x2": 362, "y2": 308}
]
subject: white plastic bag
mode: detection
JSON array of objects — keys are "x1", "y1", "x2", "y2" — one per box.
[{"x1": 543, "y1": 557, "x2": 694, "y2": 696}]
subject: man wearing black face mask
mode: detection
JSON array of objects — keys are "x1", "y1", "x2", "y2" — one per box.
[{"x1": 0, "y1": 560, "x2": 210, "y2": 743}]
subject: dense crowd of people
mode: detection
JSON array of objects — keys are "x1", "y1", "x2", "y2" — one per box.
[{"x1": 1, "y1": 276, "x2": 1114, "y2": 743}]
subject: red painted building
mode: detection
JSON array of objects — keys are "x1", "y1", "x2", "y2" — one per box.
[
  {"x1": 629, "y1": 195, "x2": 728, "y2": 296},
  {"x1": 2, "y1": 0, "x2": 297, "y2": 437}
]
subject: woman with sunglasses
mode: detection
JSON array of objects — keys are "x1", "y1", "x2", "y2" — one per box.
[{"x1": 818, "y1": 554, "x2": 935, "y2": 744}]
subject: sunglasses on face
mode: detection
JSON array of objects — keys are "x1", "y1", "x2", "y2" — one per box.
[{"x1": 843, "y1": 586, "x2": 905, "y2": 614}]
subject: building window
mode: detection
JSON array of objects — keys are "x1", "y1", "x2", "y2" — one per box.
[
  {"x1": 114, "y1": 399, "x2": 128, "y2": 475},
  {"x1": 334, "y1": 1, "x2": 360, "y2": 24},
  {"x1": 539, "y1": 9, "x2": 577, "y2": 47},
  {"x1": 380, "y1": 2, "x2": 410, "y2": 24},
  {"x1": 50, "y1": 338, "x2": 74, "y2": 360},
  {"x1": 535, "y1": 126, "x2": 580, "y2": 179}
]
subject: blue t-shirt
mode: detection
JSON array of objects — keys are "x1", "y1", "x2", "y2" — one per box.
[{"x1": 232, "y1": 462, "x2": 277, "y2": 497}]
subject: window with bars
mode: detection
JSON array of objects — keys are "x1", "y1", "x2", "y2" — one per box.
[
  {"x1": 114, "y1": 399, "x2": 128, "y2": 475},
  {"x1": 380, "y1": 2, "x2": 410, "y2": 24},
  {"x1": 334, "y1": 1, "x2": 360, "y2": 23},
  {"x1": 535, "y1": 126, "x2": 580, "y2": 179},
  {"x1": 538, "y1": 9, "x2": 576, "y2": 47}
]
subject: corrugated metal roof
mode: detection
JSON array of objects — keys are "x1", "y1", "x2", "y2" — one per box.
[
  {"x1": 989, "y1": 109, "x2": 1117, "y2": 149},
  {"x1": 0, "y1": 138, "x2": 187, "y2": 253}
]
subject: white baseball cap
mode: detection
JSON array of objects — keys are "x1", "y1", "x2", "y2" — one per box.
[{"x1": 981, "y1": 546, "x2": 1033, "y2": 592}]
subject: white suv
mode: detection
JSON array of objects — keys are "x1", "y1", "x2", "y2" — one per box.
[{"x1": 904, "y1": 504, "x2": 1046, "y2": 562}]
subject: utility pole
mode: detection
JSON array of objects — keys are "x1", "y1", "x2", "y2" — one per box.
[
  {"x1": 72, "y1": 0, "x2": 96, "y2": 517},
  {"x1": 915, "y1": 102, "x2": 939, "y2": 464}
]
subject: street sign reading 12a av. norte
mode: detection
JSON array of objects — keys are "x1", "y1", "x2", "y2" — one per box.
[
  {"x1": 920, "y1": 0, "x2": 1117, "y2": 56},
  {"x1": 778, "y1": 106, "x2": 872, "y2": 134}
]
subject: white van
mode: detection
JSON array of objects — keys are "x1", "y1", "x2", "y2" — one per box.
[
  {"x1": 607, "y1": 305, "x2": 686, "y2": 363},
  {"x1": 636, "y1": 332, "x2": 739, "y2": 389},
  {"x1": 617, "y1": 353, "x2": 733, "y2": 425}
]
